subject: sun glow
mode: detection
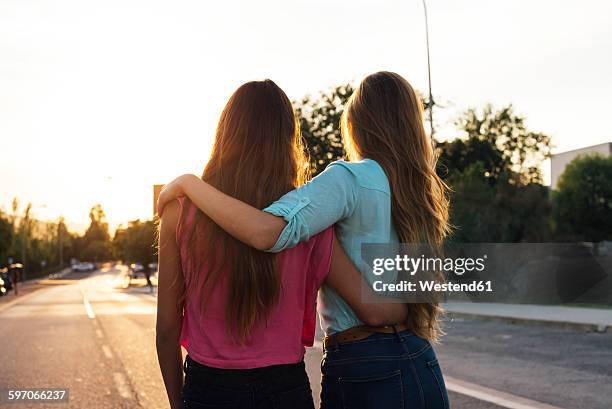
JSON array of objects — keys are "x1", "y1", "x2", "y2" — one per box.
[{"x1": 2, "y1": 0, "x2": 612, "y2": 230}]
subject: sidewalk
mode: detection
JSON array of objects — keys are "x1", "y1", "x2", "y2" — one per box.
[
  {"x1": 0, "y1": 268, "x2": 72, "y2": 313},
  {"x1": 443, "y1": 302, "x2": 612, "y2": 332}
]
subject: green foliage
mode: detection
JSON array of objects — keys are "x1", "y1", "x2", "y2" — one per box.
[
  {"x1": 445, "y1": 163, "x2": 496, "y2": 242},
  {"x1": 437, "y1": 105, "x2": 552, "y2": 242},
  {"x1": 81, "y1": 240, "x2": 112, "y2": 262},
  {"x1": 112, "y1": 219, "x2": 156, "y2": 264},
  {"x1": 0, "y1": 199, "x2": 80, "y2": 275},
  {"x1": 446, "y1": 164, "x2": 551, "y2": 243},
  {"x1": 0, "y1": 210, "x2": 14, "y2": 264},
  {"x1": 79, "y1": 204, "x2": 112, "y2": 262},
  {"x1": 294, "y1": 84, "x2": 354, "y2": 176},
  {"x1": 294, "y1": 86, "x2": 554, "y2": 243},
  {"x1": 84, "y1": 204, "x2": 110, "y2": 243},
  {"x1": 552, "y1": 154, "x2": 612, "y2": 242},
  {"x1": 294, "y1": 83, "x2": 431, "y2": 176},
  {"x1": 437, "y1": 136, "x2": 504, "y2": 184},
  {"x1": 0, "y1": 200, "x2": 156, "y2": 272},
  {"x1": 438, "y1": 104, "x2": 551, "y2": 185},
  {"x1": 495, "y1": 179, "x2": 552, "y2": 242}
]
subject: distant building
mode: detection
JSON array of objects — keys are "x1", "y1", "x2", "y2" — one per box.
[
  {"x1": 153, "y1": 185, "x2": 163, "y2": 217},
  {"x1": 550, "y1": 142, "x2": 612, "y2": 189}
]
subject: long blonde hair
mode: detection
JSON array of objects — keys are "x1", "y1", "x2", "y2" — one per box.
[{"x1": 341, "y1": 71, "x2": 451, "y2": 340}]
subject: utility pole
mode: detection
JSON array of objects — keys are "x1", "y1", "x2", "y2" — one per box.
[
  {"x1": 58, "y1": 219, "x2": 64, "y2": 269},
  {"x1": 422, "y1": 0, "x2": 435, "y2": 152},
  {"x1": 21, "y1": 224, "x2": 26, "y2": 280}
]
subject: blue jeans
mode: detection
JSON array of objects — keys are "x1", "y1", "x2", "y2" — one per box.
[
  {"x1": 182, "y1": 355, "x2": 314, "y2": 409},
  {"x1": 320, "y1": 331, "x2": 449, "y2": 409}
]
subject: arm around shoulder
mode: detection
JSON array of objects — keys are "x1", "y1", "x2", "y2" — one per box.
[{"x1": 163, "y1": 174, "x2": 286, "y2": 251}]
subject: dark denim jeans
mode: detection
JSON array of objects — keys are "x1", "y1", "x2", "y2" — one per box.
[
  {"x1": 320, "y1": 330, "x2": 449, "y2": 409},
  {"x1": 182, "y1": 355, "x2": 314, "y2": 409}
]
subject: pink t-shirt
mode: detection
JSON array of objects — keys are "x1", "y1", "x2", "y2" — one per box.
[{"x1": 176, "y1": 198, "x2": 332, "y2": 369}]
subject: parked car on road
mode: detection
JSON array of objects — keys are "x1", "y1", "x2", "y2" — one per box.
[
  {"x1": 148, "y1": 262, "x2": 158, "y2": 274},
  {"x1": 1, "y1": 264, "x2": 22, "y2": 294},
  {"x1": 128, "y1": 263, "x2": 145, "y2": 279},
  {"x1": 72, "y1": 262, "x2": 96, "y2": 272},
  {"x1": 0, "y1": 267, "x2": 7, "y2": 296}
]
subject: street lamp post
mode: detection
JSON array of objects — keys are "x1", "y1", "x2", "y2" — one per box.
[
  {"x1": 58, "y1": 218, "x2": 64, "y2": 269},
  {"x1": 421, "y1": 0, "x2": 435, "y2": 151}
]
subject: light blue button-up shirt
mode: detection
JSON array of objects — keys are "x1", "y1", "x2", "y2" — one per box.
[{"x1": 264, "y1": 159, "x2": 398, "y2": 335}]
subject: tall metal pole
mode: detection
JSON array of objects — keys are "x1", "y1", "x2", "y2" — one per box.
[
  {"x1": 58, "y1": 219, "x2": 64, "y2": 269},
  {"x1": 21, "y1": 224, "x2": 26, "y2": 280},
  {"x1": 422, "y1": 0, "x2": 435, "y2": 150}
]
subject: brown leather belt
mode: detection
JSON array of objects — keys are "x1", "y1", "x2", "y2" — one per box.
[{"x1": 323, "y1": 323, "x2": 410, "y2": 351}]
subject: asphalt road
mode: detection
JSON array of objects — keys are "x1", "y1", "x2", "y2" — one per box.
[
  {"x1": 436, "y1": 315, "x2": 612, "y2": 409},
  {"x1": 0, "y1": 266, "x2": 610, "y2": 408},
  {"x1": 0, "y1": 266, "x2": 162, "y2": 408}
]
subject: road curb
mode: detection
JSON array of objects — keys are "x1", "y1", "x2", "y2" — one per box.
[{"x1": 445, "y1": 311, "x2": 610, "y2": 333}]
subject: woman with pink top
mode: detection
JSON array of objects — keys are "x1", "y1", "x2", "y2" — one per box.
[{"x1": 156, "y1": 79, "x2": 407, "y2": 409}]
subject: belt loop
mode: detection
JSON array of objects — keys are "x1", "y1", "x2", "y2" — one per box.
[
  {"x1": 332, "y1": 335, "x2": 340, "y2": 351},
  {"x1": 324, "y1": 335, "x2": 340, "y2": 352},
  {"x1": 391, "y1": 324, "x2": 402, "y2": 342}
]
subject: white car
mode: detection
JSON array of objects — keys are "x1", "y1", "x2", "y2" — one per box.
[{"x1": 72, "y1": 262, "x2": 96, "y2": 272}]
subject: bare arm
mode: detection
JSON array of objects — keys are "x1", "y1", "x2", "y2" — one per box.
[
  {"x1": 158, "y1": 174, "x2": 285, "y2": 250},
  {"x1": 156, "y1": 200, "x2": 185, "y2": 409},
  {"x1": 158, "y1": 164, "x2": 359, "y2": 253},
  {"x1": 325, "y1": 235, "x2": 408, "y2": 327}
]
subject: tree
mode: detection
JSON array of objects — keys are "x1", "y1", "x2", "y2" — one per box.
[
  {"x1": 437, "y1": 105, "x2": 552, "y2": 242},
  {"x1": 294, "y1": 85, "x2": 553, "y2": 243},
  {"x1": 0, "y1": 210, "x2": 13, "y2": 265},
  {"x1": 84, "y1": 204, "x2": 110, "y2": 243},
  {"x1": 56, "y1": 216, "x2": 71, "y2": 268},
  {"x1": 494, "y1": 178, "x2": 551, "y2": 242},
  {"x1": 81, "y1": 204, "x2": 112, "y2": 261},
  {"x1": 112, "y1": 226, "x2": 127, "y2": 261},
  {"x1": 294, "y1": 84, "x2": 354, "y2": 176},
  {"x1": 81, "y1": 240, "x2": 112, "y2": 262},
  {"x1": 16, "y1": 203, "x2": 34, "y2": 273},
  {"x1": 0, "y1": 198, "x2": 81, "y2": 275},
  {"x1": 294, "y1": 83, "x2": 432, "y2": 176},
  {"x1": 552, "y1": 154, "x2": 612, "y2": 245},
  {"x1": 445, "y1": 163, "x2": 497, "y2": 242},
  {"x1": 438, "y1": 104, "x2": 551, "y2": 185},
  {"x1": 113, "y1": 220, "x2": 156, "y2": 265}
]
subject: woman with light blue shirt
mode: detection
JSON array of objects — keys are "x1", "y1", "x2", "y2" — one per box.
[{"x1": 158, "y1": 71, "x2": 451, "y2": 409}]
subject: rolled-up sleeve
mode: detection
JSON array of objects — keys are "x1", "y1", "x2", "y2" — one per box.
[{"x1": 264, "y1": 161, "x2": 359, "y2": 252}]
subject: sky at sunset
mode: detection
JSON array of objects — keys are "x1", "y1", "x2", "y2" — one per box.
[{"x1": 1, "y1": 0, "x2": 611, "y2": 232}]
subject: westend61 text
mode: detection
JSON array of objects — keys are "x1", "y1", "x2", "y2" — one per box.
[{"x1": 372, "y1": 280, "x2": 493, "y2": 293}]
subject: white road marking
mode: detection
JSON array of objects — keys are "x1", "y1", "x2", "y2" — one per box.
[
  {"x1": 83, "y1": 296, "x2": 95, "y2": 319},
  {"x1": 113, "y1": 372, "x2": 132, "y2": 399},
  {"x1": 102, "y1": 345, "x2": 113, "y2": 359},
  {"x1": 445, "y1": 376, "x2": 564, "y2": 409}
]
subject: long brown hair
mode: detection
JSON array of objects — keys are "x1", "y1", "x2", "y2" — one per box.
[
  {"x1": 341, "y1": 71, "x2": 451, "y2": 341},
  {"x1": 185, "y1": 80, "x2": 308, "y2": 343}
]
